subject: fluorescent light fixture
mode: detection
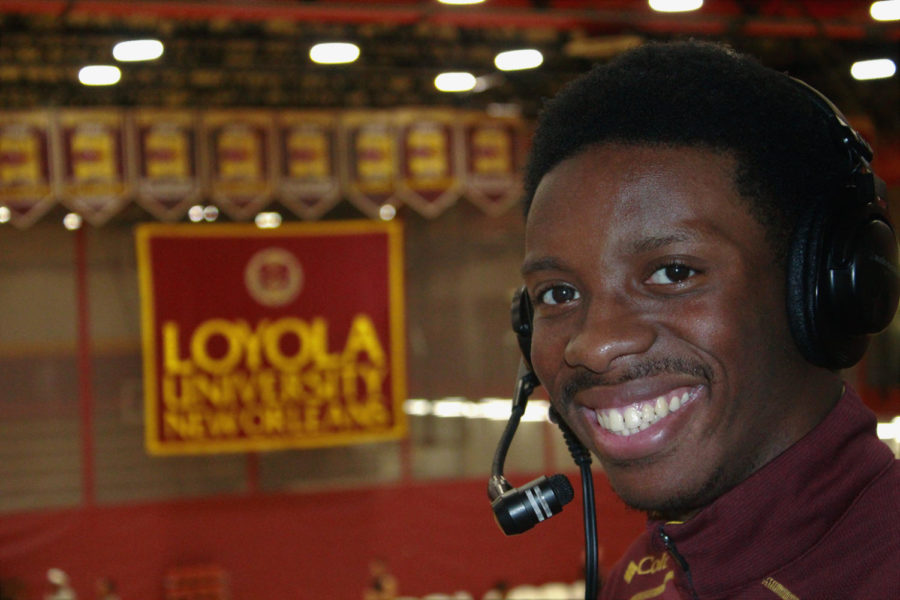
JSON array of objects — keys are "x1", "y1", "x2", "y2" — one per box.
[
  {"x1": 309, "y1": 42, "x2": 360, "y2": 65},
  {"x1": 378, "y1": 204, "x2": 397, "y2": 221},
  {"x1": 113, "y1": 39, "x2": 164, "y2": 62},
  {"x1": 188, "y1": 205, "x2": 204, "y2": 222},
  {"x1": 255, "y1": 212, "x2": 282, "y2": 229},
  {"x1": 851, "y1": 58, "x2": 896, "y2": 80},
  {"x1": 438, "y1": 0, "x2": 486, "y2": 4},
  {"x1": 649, "y1": 0, "x2": 703, "y2": 12},
  {"x1": 189, "y1": 205, "x2": 221, "y2": 222},
  {"x1": 877, "y1": 417, "x2": 900, "y2": 442},
  {"x1": 188, "y1": 204, "x2": 203, "y2": 223},
  {"x1": 78, "y1": 65, "x2": 121, "y2": 86},
  {"x1": 63, "y1": 213, "x2": 83, "y2": 230},
  {"x1": 403, "y1": 397, "x2": 550, "y2": 422},
  {"x1": 494, "y1": 49, "x2": 544, "y2": 71},
  {"x1": 434, "y1": 71, "x2": 477, "y2": 92},
  {"x1": 202, "y1": 205, "x2": 219, "y2": 222},
  {"x1": 870, "y1": 0, "x2": 900, "y2": 21}
]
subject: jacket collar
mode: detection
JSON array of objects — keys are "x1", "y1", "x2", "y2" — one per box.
[{"x1": 650, "y1": 386, "x2": 893, "y2": 597}]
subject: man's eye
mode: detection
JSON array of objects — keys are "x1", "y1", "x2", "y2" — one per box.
[
  {"x1": 538, "y1": 285, "x2": 581, "y2": 306},
  {"x1": 647, "y1": 263, "x2": 696, "y2": 285}
]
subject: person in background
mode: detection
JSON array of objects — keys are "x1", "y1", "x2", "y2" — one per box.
[
  {"x1": 44, "y1": 569, "x2": 75, "y2": 600},
  {"x1": 364, "y1": 558, "x2": 397, "y2": 600},
  {"x1": 519, "y1": 39, "x2": 899, "y2": 598},
  {"x1": 94, "y1": 578, "x2": 119, "y2": 600},
  {"x1": 481, "y1": 580, "x2": 509, "y2": 600}
]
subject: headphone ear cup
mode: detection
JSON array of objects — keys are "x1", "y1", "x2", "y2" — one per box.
[
  {"x1": 789, "y1": 192, "x2": 900, "y2": 370},
  {"x1": 787, "y1": 201, "x2": 830, "y2": 367}
]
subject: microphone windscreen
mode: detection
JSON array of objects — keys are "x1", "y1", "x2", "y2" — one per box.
[{"x1": 548, "y1": 473, "x2": 575, "y2": 506}]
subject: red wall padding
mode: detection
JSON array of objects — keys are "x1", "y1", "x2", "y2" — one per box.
[{"x1": 0, "y1": 474, "x2": 644, "y2": 600}]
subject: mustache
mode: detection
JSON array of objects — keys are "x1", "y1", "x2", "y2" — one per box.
[{"x1": 560, "y1": 357, "x2": 713, "y2": 406}]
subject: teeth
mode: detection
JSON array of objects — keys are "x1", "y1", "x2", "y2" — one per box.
[
  {"x1": 595, "y1": 390, "x2": 691, "y2": 437},
  {"x1": 655, "y1": 396, "x2": 669, "y2": 417},
  {"x1": 623, "y1": 406, "x2": 641, "y2": 429},
  {"x1": 607, "y1": 409, "x2": 624, "y2": 432}
]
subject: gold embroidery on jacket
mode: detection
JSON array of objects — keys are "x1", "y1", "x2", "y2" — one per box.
[
  {"x1": 761, "y1": 577, "x2": 800, "y2": 600},
  {"x1": 628, "y1": 570, "x2": 675, "y2": 600},
  {"x1": 624, "y1": 553, "x2": 670, "y2": 583}
]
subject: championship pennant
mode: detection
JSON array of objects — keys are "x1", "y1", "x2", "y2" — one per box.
[
  {"x1": 275, "y1": 111, "x2": 341, "y2": 220},
  {"x1": 340, "y1": 111, "x2": 399, "y2": 219},
  {"x1": 131, "y1": 109, "x2": 202, "y2": 221},
  {"x1": 201, "y1": 110, "x2": 275, "y2": 221},
  {"x1": 136, "y1": 221, "x2": 408, "y2": 455},
  {"x1": 462, "y1": 112, "x2": 527, "y2": 216},
  {"x1": 396, "y1": 109, "x2": 462, "y2": 219},
  {"x1": 56, "y1": 109, "x2": 131, "y2": 226},
  {"x1": 0, "y1": 111, "x2": 57, "y2": 228}
]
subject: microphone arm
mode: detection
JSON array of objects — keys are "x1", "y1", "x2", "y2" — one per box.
[
  {"x1": 488, "y1": 361, "x2": 539, "y2": 501},
  {"x1": 486, "y1": 360, "x2": 599, "y2": 600}
]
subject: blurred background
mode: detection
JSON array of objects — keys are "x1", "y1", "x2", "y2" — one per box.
[{"x1": 0, "y1": 1, "x2": 898, "y2": 599}]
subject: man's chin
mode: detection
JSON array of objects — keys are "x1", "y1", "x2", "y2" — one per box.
[{"x1": 607, "y1": 465, "x2": 729, "y2": 522}]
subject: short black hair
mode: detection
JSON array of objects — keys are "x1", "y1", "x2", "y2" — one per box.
[{"x1": 523, "y1": 40, "x2": 848, "y2": 261}]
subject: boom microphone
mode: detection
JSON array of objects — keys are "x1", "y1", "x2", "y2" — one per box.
[
  {"x1": 491, "y1": 473, "x2": 575, "y2": 535},
  {"x1": 487, "y1": 361, "x2": 575, "y2": 535}
]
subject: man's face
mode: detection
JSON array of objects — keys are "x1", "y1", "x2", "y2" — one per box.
[{"x1": 523, "y1": 143, "x2": 818, "y2": 519}]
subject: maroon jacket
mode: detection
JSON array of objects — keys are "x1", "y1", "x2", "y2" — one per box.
[{"x1": 600, "y1": 386, "x2": 900, "y2": 599}]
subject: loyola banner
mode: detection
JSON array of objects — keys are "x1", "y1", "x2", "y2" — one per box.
[{"x1": 136, "y1": 221, "x2": 407, "y2": 455}]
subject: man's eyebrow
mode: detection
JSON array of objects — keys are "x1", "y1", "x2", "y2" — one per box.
[
  {"x1": 630, "y1": 232, "x2": 694, "y2": 253},
  {"x1": 520, "y1": 256, "x2": 568, "y2": 277},
  {"x1": 522, "y1": 232, "x2": 700, "y2": 276}
]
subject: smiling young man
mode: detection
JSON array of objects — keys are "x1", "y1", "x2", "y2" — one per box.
[{"x1": 520, "y1": 41, "x2": 900, "y2": 598}]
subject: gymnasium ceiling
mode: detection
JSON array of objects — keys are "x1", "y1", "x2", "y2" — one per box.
[{"x1": 0, "y1": 1, "x2": 898, "y2": 134}]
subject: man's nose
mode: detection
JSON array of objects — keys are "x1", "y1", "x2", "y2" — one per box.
[{"x1": 563, "y1": 294, "x2": 655, "y2": 373}]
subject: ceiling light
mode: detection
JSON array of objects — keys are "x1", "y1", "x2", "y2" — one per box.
[
  {"x1": 877, "y1": 417, "x2": 900, "y2": 442},
  {"x1": 78, "y1": 65, "x2": 121, "y2": 86},
  {"x1": 438, "y1": 0, "x2": 486, "y2": 5},
  {"x1": 63, "y1": 213, "x2": 83, "y2": 230},
  {"x1": 870, "y1": 0, "x2": 900, "y2": 21},
  {"x1": 851, "y1": 58, "x2": 896, "y2": 80},
  {"x1": 649, "y1": 0, "x2": 703, "y2": 12},
  {"x1": 434, "y1": 71, "x2": 477, "y2": 92},
  {"x1": 494, "y1": 49, "x2": 544, "y2": 71},
  {"x1": 0, "y1": 206, "x2": 10, "y2": 223},
  {"x1": 309, "y1": 42, "x2": 360, "y2": 65},
  {"x1": 378, "y1": 204, "x2": 397, "y2": 221},
  {"x1": 202, "y1": 205, "x2": 219, "y2": 222},
  {"x1": 255, "y1": 212, "x2": 282, "y2": 229},
  {"x1": 113, "y1": 39, "x2": 164, "y2": 62},
  {"x1": 403, "y1": 397, "x2": 550, "y2": 422}
]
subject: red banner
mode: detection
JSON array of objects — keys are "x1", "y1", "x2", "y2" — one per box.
[
  {"x1": 136, "y1": 221, "x2": 407, "y2": 454},
  {"x1": 131, "y1": 109, "x2": 202, "y2": 221},
  {"x1": 202, "y1": 110, "x2": 275, "y2": 221},
  {"x1": 0, "y1": 111, "x2": 57, "y2": 228},
  {"x1": 275, "y1": 111, "x2": 341, "y2": 220},
  {"x1": 396, "y1": 109, "x2": 462, "y2": 218},
  {"x1": 341, "y1": 111, "x2": 400, "y2": 218},
  {"x1": 462, "y1": 113, "x2": 527, "y2": 216},
  {"x1": 57, "y1": 109, "x2": 131, "y2": 225}
]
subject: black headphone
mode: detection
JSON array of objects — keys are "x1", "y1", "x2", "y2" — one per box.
[{"x1": 786, "y1": 79, "x2": 899, "y2": 369}]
